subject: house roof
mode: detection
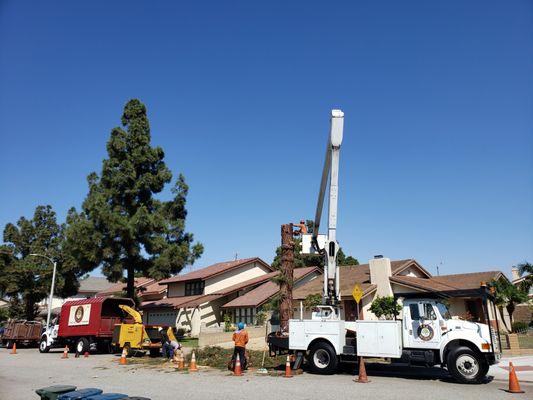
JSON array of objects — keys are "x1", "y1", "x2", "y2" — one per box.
[
  {"x1": 293, "y1": 259, "x2": 418, "y2": 300},
  {"x1": 391, "y1": 271, "x2": 504, "y2": 294},
  {"x1": 158, "y1": 257, "x2": 272, "y2": 285},
  {"x1": 78, "y1": 276, "x2": 115, "y2": 293},
  {"x1": 140, "y1": 281, "x2": 167, "y2": 296},
  {"x1": 140, "y1": 270, "x2": 280, "y2": 310},
  {"x1": 96, "y1": 277, "x2": 155, "y2": 296},
  {"x1": 222, "y1": 267, "x2": 321, "y2": 308}
]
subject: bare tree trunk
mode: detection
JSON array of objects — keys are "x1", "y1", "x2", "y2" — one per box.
[{"x1": 279, "y1": 223, "x2": 294, "y2": 334}]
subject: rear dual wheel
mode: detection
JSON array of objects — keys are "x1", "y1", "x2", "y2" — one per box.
[{"x1": 307, "y1": 341, "x2": 339, "y2": 375}]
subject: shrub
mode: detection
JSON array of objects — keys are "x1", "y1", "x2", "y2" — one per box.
[
  {"x1": 255, "y1": 311, "x2": 267, "y2": 326},
  {"x1": 223, "y1": 313, "x2": 232, "y2": 332},
  {"x1": 369, "y1": 296, "x2": 402, "y2": 320},
  {"x1": 512, "y1": 321, "x2": 529, "y2": 333}
]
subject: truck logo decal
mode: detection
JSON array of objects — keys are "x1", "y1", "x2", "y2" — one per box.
[
  {"x1": 68, "y1": 304, "x2": 91, "y2": 326},
  {"x1": 74, "y1": 306, "x2": 84, "y2": 323},
  {"x1": 417, "y1": 324, "x2": 434, "y2": 341}
]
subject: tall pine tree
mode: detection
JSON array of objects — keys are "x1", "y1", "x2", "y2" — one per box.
[{"x1": 66, "y1": 99, "x2": 203, "y2": 298}]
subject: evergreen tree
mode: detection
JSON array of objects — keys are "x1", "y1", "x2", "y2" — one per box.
[
  {"x1": 67, "y1": 99, "x2": 203, "y2": 298},
  {"x1": 0, "y1": 205, "x2": 84, "y2": 320}
]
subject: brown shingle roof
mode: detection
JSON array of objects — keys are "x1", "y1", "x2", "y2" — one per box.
[
  {"x1": 222, "y1": 267, "x2": 321, "y2": 308},
  {"x1": 158, "y1": 257, "x2": 272, "y2": 284},
  {"x1": 293, "y1": 259, "x2": 419, "y2": 300},
  {"x1": 391, "y1": 271, "x2": 504, "y2": 294},
  {"x1": 96, "y1": 277, "x2": 155, "y2": 296},
  {"x1": 139, "y1": 295, "x2": 210, "y2": 310}
]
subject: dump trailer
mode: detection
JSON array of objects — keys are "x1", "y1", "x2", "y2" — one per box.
[
  {"x1": 40, "y1": 297, "x2": 136, "y2": 354},
  {"x1": 1, "y1": 320, "x2": 42, "y2": 348},
  {"x1": 112, "y1": 304, "x2": 177, "y2": 356},
  {"x1": 267, "y1": 110, "x2": 501, "y2": 383}
]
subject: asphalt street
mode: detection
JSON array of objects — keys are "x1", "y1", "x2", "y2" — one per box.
[{"x1": 1, "y1": 349, "x2": 531, "y2": 400}]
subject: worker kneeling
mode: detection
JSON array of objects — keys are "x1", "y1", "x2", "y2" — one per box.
[{"x1": 230, "y1": 322, "x2": 249, "y2": 371}]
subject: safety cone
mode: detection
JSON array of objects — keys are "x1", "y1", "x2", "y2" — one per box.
[
  {"x1": 188, "y1": 351, "x2": 199, "y2": 372},
  {"x1": 284, "y1": 355, "x2": 293, "y2": 378},
  {"x1": 119, "y1": 347, "x2": 128, "y2": 365},
  {"x1": 233, "y1": 353, "x2": 243, "y2": 376},
  {"x1": 506, "y1": 362, "x2": 524, "y2": 393},
  {"x1": 61, "y1": 346, "x2": 69, "y2": 359},
  {"x1": 354, "y1": 356, "x2": 370, "y2": 383},
  {"x1": 10, "y1": 342, "x2": 17, "y2": 355},
  {"x1": 84, "y1": 351, "x2": 89, "y2": 358}
]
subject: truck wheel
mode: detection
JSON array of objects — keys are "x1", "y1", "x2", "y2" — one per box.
[
  {"x1": 447, "y1": 346, "x2": 487, "y2": 384},
  {"x1": 75, "y1": 337, "x2": 90, "y2": 354},
  {"x1": 5, "y1": 340, "x2": 12, "y2": 349},
  {"x1": 39, "y1": 337, "x2": 51, "y2": 353},
  {"x1": 308, "y1": 341, "x2": 339, "y2": 375}
]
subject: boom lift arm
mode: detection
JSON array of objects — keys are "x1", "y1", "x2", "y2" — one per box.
[{"x1": 304, "y1": 109, "x2": 344, "y2": 306}]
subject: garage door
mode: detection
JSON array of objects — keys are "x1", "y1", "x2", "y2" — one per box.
[{"x1": 144, "y1": 309, "x2": 178, "y2": 327}]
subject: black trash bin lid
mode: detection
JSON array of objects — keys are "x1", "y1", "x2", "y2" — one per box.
[
  {"x1": 36, "y1": 385, "x2": 77, "y2": 400},
  {"x1": 85, "y1": 394, "x2": 128, "y2": 400}
]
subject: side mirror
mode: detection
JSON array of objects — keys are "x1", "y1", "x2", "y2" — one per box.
[{"x1": 417, "y1": 303, "x2": 426, "y2": 320}]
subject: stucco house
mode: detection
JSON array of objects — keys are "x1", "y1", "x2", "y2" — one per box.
[
  {"x1": 293, "y1": 256, "x2": 511, "y2": 330},
  {"x1": 140, "y1": 257, "x2": 320, "y2": 336}
]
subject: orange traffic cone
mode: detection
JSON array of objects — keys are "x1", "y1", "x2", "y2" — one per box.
[
  {"x1": 10, "y1": 342, "x2": 17, "y2": 355},
  {"x1": 119, "y1": 347, "x2": 128, "y2": 365},
  {"x1": 506, "y1": 362, "x2": 524, "y2": 393},
  {"x1": 189, "y1": 351, "x2": 199, "y2": 372},
  {"x1": 284, "y1": 355, "x2": 293, "y2": 378},
  {"x1": 84, "y1": 351, "x2": 89, "y2": 358},
  {"x1": 234, "y1": 353, "x2": 243, "y2": 376},
  {"x1": 354, "y1": 356, "x2": 370, "y2": 383},
  {"x1": 61, "y1": 346, "x2": 69, "y2": 359}
]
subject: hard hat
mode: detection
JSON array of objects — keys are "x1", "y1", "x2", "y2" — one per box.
[
  {"x1": 158, "y1": 327, "x2": 163, "y2": 332},
  {"x1": 238, "y1": 322, "x2": 244, "y2": 330}
]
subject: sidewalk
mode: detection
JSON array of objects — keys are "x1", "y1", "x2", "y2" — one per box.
[{"x1": 489, "y1": 356, "x2": 533, "y2": 383}]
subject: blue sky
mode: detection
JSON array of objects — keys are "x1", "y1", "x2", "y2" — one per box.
[{"x1": 1, "y1": 1, "x2": 531, "y2": 278}]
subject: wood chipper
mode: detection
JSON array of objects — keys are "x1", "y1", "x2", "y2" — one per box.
[{"x1": 112, "y1": 304, "x2": 176, "y2": 356}]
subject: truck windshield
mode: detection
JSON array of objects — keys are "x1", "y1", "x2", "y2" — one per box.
[{"x1": 436, "y1": 302, "x2": 451, "y2": 319}]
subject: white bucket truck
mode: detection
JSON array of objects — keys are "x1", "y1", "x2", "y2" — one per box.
[{"x1": 267, "y1": 110, "x2": 501, "y2": 384}]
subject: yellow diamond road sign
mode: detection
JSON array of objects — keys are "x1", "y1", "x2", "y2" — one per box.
[{"x1": 352, "y1": 284, "x2": 363, "y2": 303}]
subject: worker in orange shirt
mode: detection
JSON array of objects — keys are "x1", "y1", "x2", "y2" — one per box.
[{"x1": 232, "y1": 322, "x2": 249, "y2": 370}]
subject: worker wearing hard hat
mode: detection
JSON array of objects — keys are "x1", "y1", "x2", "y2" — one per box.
[
  {"x1": 232, "y1": 322, "x2": 249, "y2": 370},
  {"x1": 158, "y1": 327, "x2": 172, "y2": 359}
]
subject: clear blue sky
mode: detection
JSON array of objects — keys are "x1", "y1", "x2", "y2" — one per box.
[{"x1": 1, "y1": 1, "x2": 532, "y2": 278}]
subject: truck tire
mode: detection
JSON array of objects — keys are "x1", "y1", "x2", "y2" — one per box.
[
  {"x1": 5, "y1": 340, "x2": 12, "y2": 349},
  {"x1": 446, "y1": 346, "x2": 488, "y2": 384},
  {"x1": 308, "y1": 341, "x2": 339, "y2": 375},
  {"x1": 39, "y1": 337, "x2": 51, "y2": 353},
  {"x1": 75, "y1": 337, "x2": 90, "y2": 354}
]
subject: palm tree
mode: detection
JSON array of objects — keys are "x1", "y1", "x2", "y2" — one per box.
[
  {"x1": 490, "y1": 279, "x2": 529, "y2": 332},
  {"x1": 516, "y1": 262, "x2": 533, "y2": 292}
]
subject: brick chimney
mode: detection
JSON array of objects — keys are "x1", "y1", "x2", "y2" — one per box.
[{"x1": 369, "y1": 255, "x2": 393, "y2": 297}]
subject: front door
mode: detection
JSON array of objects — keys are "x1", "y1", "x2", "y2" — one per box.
[{"x1": 405, "y1": 301, "x2": 441, "y2": 349}]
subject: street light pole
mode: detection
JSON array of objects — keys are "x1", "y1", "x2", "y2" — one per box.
[{"x1": 29, "y1": 253, "x2": 57, "y2": 329}]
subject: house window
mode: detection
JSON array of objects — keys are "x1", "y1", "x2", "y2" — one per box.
[
  {"x1": 232, "y1": 308, "x2": 256, "y2": 325},
  {"x1": 185, "y1": 281, "x2": 204, "y2": 296}
]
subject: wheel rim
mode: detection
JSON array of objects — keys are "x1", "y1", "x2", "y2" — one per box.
[
  {"x1": 77, "y1": 341, "x2": 84, "y2": 353},
  {"x1": 456, "y1": 354, "x2": 479, "y2": 377},
  {"x1": 313, "y1": 349, "x2": 331, "y2": 369},
  {"x1": 40, "y1": 340, "x2": 47, "y2": 351}
]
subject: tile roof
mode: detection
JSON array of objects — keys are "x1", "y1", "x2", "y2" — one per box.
[
  {"x1": 293, "y1": 260, "x2": 417, "y2": 300},
  {"x1": 140, "y1": 281, "x2": 167, "y2": 296},
  {"x1": 158, "y1": 257, "x2": 272, "y2": 284},
  {"x1": 222, "y1": 267, "x2": 321, "y2": 308}
]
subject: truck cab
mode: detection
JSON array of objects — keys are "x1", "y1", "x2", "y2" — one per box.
[{"x1": 271, "y1": 297, "x2": 500, "y2": 384}]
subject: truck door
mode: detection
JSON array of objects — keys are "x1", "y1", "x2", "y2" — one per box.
[{"x1": 405, "y1": 301, "x2": 441, "y2": 349}]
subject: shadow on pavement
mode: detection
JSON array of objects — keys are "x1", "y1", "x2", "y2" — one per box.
[{"x1": 336, "y1": 362, "x2": 494, "y2": 385}]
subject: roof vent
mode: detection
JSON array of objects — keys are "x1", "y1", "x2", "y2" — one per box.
[{"x1": 374, "y1": 255, "x2": 383, "y2": 259}]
